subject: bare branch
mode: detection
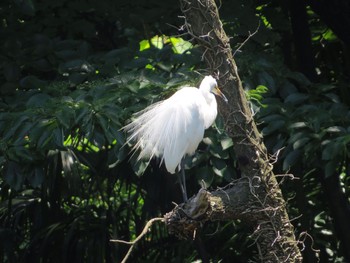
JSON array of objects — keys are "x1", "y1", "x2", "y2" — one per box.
[
  {"x1": 233, "y1": 21, "x2": 261, "y2": 57},
  {"x1": 110, "y1": 217, "x2": 165, "y2": 263}
]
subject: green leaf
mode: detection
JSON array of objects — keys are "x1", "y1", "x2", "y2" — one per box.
[
  {"x1": 28, "y1": 167, "x2": 44, "y2": 187},
  {"x1": 261, "y1": 120, "x2": 285, "y2": 136},
  {"x1": 75, "y1": 106, "x2": 90, "y2": 124},
  {"x1": 3, "y1": 115, "x2": 29, "y2": 140},
  {"x1": 37, "y1": 130, "x2": 52, "y2": 148},
  {"x1": 211, "y1": 158, "x2": 227, "y2": 177},
  {"x1": 322, "y1": 141, "x2": 342, "y2": 160},
  {"x1": 325, "y1": 161, "x2": 337, "y2": 178},
  {"x1": 60, "y1": 59, "x2": 94, "y2": 73},
  {"x1": 139, "y1": 40, "x2": 150, "y2": 51},
  {"x1": 96, "y1": 113, "x2": 114, "y2": 144},
  {"x1": 132, "y1": 158, "x2": 148, "y2": 176},
  {"x1": 284, "y1": 93, "x2": 309, "y2": 104},
  {"x1": 220, "y1": 137, "x2": 233, "y2": 150},
  {"x1": 150, "y1": 35, "x2": 164, "y2": 49},
  {"x1": 289, "y1": 122, "x2": 307, "y2": 129},
  {"x1": 196, "y1": 166, "x2": 214, "y2": 187},
  {"x1": 286, "y1": 72, "x2": 311, "y2": 86},
  {"x1": 4, "y1": 162, "x2": 24, "y2": 191},
  {"x1": 288, "y1": 131, "x2": 307, "y2": 144},
  {"x1": 26, "y1": 93, "x2": 52, "y2": 108},
  {"x1": 53, "y1": 128, "x2": 64, "y2": 147},
  {"x1": 325, "y1": 126, "x2": 345, "y2": 133},
  {"x1": 259, "y1": 114, "x2": 284, "y2": 123},
  {"x1": 283, "y1": 150, "x2": 301, "y2": 171},
  {"x1": 324, "y1": 93, "x2": 340, "y2": 103},
  {"x1": 169, "y1": 37, "x2": 192, "y2": 54},
  {"x1": 293, "y1": 138, "x2": 310, "y2": 150},
  {"x1": 126, "y1": 57, "x2": 150, "y2": 69},
  {"x1": 20, "y1": 76, "x2": 47, "y2": 90},
  {"x1": 69, "y1": 73, "x2": 86, "y2": 85},
  {"x1": 257, "y1": 72, "x2": 275, "y2": 93}
]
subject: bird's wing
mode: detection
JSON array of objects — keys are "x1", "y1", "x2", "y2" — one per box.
[
  {"x1": 162, "y1": 88, "x2": 206, "y2": 173},
  {"x1": 123, "y1": 87, "x2": 206, "y2": 174}
]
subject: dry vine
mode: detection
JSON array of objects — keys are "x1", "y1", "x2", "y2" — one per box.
[{"x1": 110, "y1": 217, "x2": 165, "y2": 263}]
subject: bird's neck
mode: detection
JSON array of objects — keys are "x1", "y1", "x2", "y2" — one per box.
[
  {"x1": 200, "y1": 88, "x2": 214, "y2": 104},
  {"x1": 200, "y1": 89, "x2": 218, "y2": 128}
]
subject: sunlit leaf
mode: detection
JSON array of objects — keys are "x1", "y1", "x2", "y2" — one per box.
[
  {"x1": 169, "y1": 37, "x2": 192, "y2": 54},
  {"x1": 139, "y1": 40, "x2": 150, "y2": 51},
  {"x1": 150, "y1": 35, "x2": 164, "y2": 49}
]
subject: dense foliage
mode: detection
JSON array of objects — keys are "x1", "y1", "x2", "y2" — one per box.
[{"x1": 1, "y1": 0, "x2": 349, "y2": 262}]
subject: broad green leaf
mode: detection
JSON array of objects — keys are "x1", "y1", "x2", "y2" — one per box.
[
  {"x1": 4, "y1": 162, "x2": 24, "y2": 191},
  {"x1": 220, "y1": 137, "x2": 233, "y2": 150},
  {"x1": 257, "y1": 72, "x2": 275, "y2": 93},
  {"x1": 150, "y1": 35, "x2": 164, "y2": 49},
  {"x1": 196, "y1": 166, "x2": 214, "y2": 187},
  {"x1": 28, "y1": 167, "x2": 44, "y2": 187},
  {"x1": 169, "y1": 37, "x2": 192, "y2": 54},
  {"x1": 69, "y1": 73, "x2": 86, "y2": 85},
  {"x1": 20, "y1": 76, "x2": 47, "y2": 90},
  {"x1": 261, "y1": 120, "x2": 285, "y2": 135},
  {"x1": 53, "y1": 128, "x2": 64, "y2": 147},
  {"x1": 282, "y1": 150, "x2": 301, "y2": 171},
  {"x1": 322, "y1": 142, "x2": 342, "y2": 161},
  {"x1": 284, "y1": 93, "x2": 309, "y2": 104},
  {"x1": 259, "y1": 114, "x2": 284, "y2": 123},
  {"x1": 37, "y1": 130, "x2": 52, "y2": 148},
  {"x1": 55, "y1": 107, "x2": 75, "y2": 129},
  {"x1": 325, "y1": 161, "x2": 338, "y2": 178},
  {"x1": 293, "y1": 138, "x2": 310, "y2": 150},
  {"x1": 211, "y1": 158, "x2": 227, "y2": 177},
  {"x1": 3, "y1": 115, "x2": 29, "y2": 140},
  {"x1": 26, "y1": 93, "x2": 52, "y2": 108},
  {"x1": 139, "y1": 40, "x2": 150, "y2": 51},
  {"x1": 289, "y1": 122, "x2": 307, "y2": 129},
  {"x1": 325, "y1": 126, "x2": 345, "y2": 133}
]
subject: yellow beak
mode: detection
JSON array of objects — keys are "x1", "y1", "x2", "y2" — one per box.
[{"x1": 213, "y1": 86, "x2": 228, "y2": 103}]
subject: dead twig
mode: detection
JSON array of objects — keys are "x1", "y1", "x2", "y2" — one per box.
[
  {"x1": 110, "y1": 217, "x2": 165, "y2": 263},
  {"x1": 233, "y1": 21, "x2": 261, "y2": 57}
]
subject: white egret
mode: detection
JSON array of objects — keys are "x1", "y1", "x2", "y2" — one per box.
[{"x1": 123, "y1": 75, "x2": 227, "y2": 201}]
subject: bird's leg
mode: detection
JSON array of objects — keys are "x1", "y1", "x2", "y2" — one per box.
[{"x1": 177, "y1": 159, "x2": 188, "y2": 202}]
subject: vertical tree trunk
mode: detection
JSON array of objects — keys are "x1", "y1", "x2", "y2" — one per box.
[{"x1": 178, "y1": 0, "x2": 303, "y2": 261}]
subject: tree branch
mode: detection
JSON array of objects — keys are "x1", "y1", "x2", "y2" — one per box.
[{"x1": 111, "y1": 217, "x2": 165, "y2": 263}]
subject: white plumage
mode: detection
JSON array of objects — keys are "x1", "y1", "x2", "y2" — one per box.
[{"x1": 123, "y1": 75, "x2": 227, "y2": 174}]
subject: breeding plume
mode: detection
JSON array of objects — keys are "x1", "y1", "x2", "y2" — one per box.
[{"x1": 123, "y1": 75, "x2": 227, "y2": 201}]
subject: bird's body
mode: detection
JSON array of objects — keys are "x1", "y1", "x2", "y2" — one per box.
[{"x1": 123, "y1": 75, "x2": 227, "y2": 200}]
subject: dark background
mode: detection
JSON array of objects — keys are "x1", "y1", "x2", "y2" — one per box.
[{"x1": 1, "y1": 0, "x2": 350, "y2": 262}]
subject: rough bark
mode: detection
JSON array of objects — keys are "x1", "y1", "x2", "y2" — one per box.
[{"x1": 165, "y1": 0, "x2": 303, "y2": 262}]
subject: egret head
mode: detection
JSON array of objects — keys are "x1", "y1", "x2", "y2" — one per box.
[{"x1": 201, "y1": 75, "x2": 228, "y2": 103}]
